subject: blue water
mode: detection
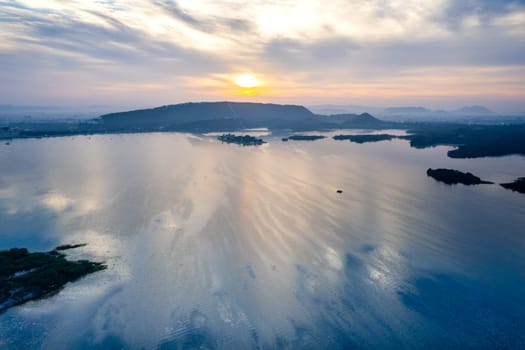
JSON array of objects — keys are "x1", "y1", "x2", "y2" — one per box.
[{"x1": 0, "y1": 132, "x2": 524, "y2": 349}]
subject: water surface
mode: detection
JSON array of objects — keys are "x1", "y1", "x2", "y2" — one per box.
[{"x1": 0, "y1": 133, "x2": 524, "y2": 349}]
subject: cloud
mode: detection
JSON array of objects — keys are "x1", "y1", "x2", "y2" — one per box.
[
  {"x1": 41, "y1": 193, "x2": 73, "y2": 212},
  {"x1": 0, "y1": 0, "x2": 523, "y2": 111}
]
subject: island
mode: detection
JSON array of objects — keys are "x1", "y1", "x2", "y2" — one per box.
[
  {"x1": 0, "y1": 245, "x2": 106, "y2": 314},
  {"x1": 333, "y1": 134, "x2": 396, "y2": 143},
  {"x1": 286, "y1": 135, "x2": 325, "y2": 141},
  {"x1": 426, "y1": 168, "x2": 493, "y2": 185},
  {"x1": 217, "y1": 133, "x2": 266, "y2": 146},
  {"x1": 500, "y1": 177, "x2": 525, "y2": 194}
]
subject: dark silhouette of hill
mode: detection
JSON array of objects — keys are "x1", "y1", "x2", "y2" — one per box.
[
  {"x1": 101, "y1": 102, "x2": 325, "y2": 131},
  {"x1": 99, "y1": 102, "x2": 388, "y2": 132}
]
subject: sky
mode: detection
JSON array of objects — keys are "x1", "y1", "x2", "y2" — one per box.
[{"x1": 1, "y1": 0, "x2": 525, "y2": 113}]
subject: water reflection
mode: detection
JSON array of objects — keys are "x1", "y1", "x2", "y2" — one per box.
[{"x1": 0, "y1": 133, "x2": 524, "y2": 349}]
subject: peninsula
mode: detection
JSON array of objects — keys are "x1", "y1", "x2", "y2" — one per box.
[
  {"x1": 500, "y1": 177, "x2": 525, "y2": 194},
  {"x1": 0, "y1": 245, "x2": 106, "y2": 314}
]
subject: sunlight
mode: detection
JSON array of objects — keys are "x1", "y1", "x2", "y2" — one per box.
[{"x1": 234, "y1": 74, "x2": 260, "y2": 88}]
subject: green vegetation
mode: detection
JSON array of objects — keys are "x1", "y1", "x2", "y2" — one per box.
[
  {"x1": 217, "y1": 133, "x2": 266, "y2": 146},
  {"x1": 0, "y1": 245, "x2": 106, "y2": 314},
  {"x1": 500, "y1": 177, "x2": 525, "y2": 194},
  {"x1": 333, "y1": 134, "x2": 396, "y2": 143},
  {"x1": 426, "y1": 168, "x2": 493, "y2": 185},
  {"x1": 286, "y1": 135, "x2": 325, "y2": 141}
]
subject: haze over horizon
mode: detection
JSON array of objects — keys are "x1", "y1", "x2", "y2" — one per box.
[{"x1": 1, "y1": 1, "x2": 525, "y2": 113}]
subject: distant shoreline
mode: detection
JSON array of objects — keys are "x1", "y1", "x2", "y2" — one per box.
[{"x1": 1, "y1": 101, "x2": 524, "y2": 159}]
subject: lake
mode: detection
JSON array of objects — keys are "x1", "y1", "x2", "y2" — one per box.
[{"x1": 0, "y1": 132, "x2": 524, "y2": 349}]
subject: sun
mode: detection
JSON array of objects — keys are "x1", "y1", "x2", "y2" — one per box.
[{"x1": 234, "y1": 74, "x2": 260, "y2": 88}]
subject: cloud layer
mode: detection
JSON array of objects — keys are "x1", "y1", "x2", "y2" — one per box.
[{"x1": 1, "y1": 0, "x2": 524, "y2": 112}]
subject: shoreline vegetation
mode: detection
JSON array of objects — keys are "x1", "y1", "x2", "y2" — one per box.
[
  {"x1": 0, "y1": 245, "x2": 106, "y2": 314},
  {"x1": 285, "y1": 135, "x2": 326, "y2": 141},
  {"x1": 333, "y1": 134, "x2": 396, "y2": 143},
  {"x1": 500, "y1": 178, "x2": 525, "y2": 194},
  {"x1": 426, "y1": 169, "x2": 525, "y2": 195},
  {"x1": 1, "y1": 102, "x2": 524, "y2": 159},
  {"x1": 217, "y1": 133, "x2": 265, "y2": 146},
  {"x1": 426, "y1": 168, "x2": 493, "y2": 185}
]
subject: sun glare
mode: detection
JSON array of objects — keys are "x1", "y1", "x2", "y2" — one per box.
[{"x1": 235, "y1": 74, "x2": 260, "y2": 88}]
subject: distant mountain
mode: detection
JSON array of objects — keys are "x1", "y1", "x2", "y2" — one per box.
[
  {"x1": 451, "y1": 106, "x2": 495, "y2": 116},
  {"x1": 384, "y1": 106, "x2": 432, "y2": 115},
  {"x1": 309, "y1": 104, "x2": 512, "y2": 122},
  {"x1": 0, "y1": 104, "x2": 62, "y2": 111},
  {"x1": 99, "y1": 102, "x2": 388, "y2": 132},
  {"x1": 0, "y1": 104, "x2": 119, "y2": 121},
  {"x1": 383, "y1": 105, "x2": 496, "y2": 118},
  {"x1": 382, "y1": 105, "x2": 502, "y2": 122},
  {"x1": 308, "y1": 104, "x2": 385, "y2": 116},
  {"x1": 321, "y1": 113, "x2": 384, "y2": 127}
]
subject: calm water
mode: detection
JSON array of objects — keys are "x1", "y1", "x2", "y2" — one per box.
[{"x1": 0, "y1": 132, "x2": 524, "y2": 349}]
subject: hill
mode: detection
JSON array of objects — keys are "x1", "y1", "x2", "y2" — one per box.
[
  {"x1": 99, "y1": 102, "x2": 388, "y2": 132},
  {"x1": 101, "y1": 102, "x2": 318, "y2": 131},
  {"x1": 452, "y1": 105, "x2": 495, "y2": 116}
]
